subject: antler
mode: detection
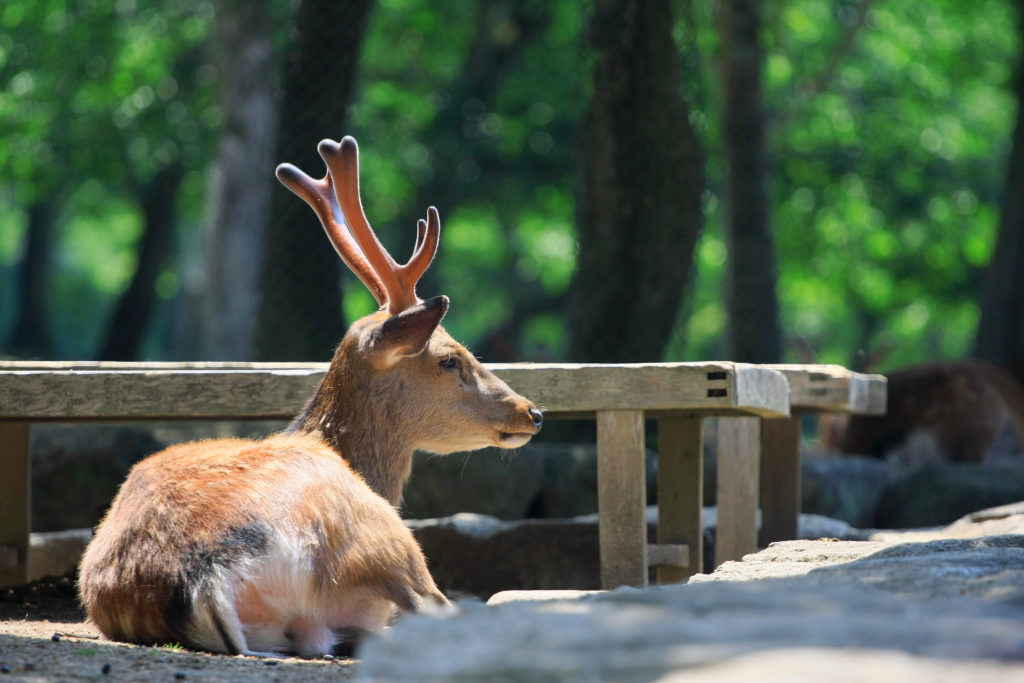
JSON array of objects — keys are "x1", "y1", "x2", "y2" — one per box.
[{"x1": 275, "y1": 136, "x2": 440, "y2": 316}]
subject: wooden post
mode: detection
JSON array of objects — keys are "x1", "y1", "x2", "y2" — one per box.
[
  {"x1": 0, "y1": 422, "x2": 31, "y2": 587},
  {"x1": 597, "y1": 409, "x2": 647, "y2": 589},
  {"x1": 759, "y1": 415, "x2": 803, "y2": 546},
  {"x1": 656, "y1": 416, "x2": 702, "y2": 583},
  {"x1": 716, "y1": 416, "x2": 760, "y2": 566}
]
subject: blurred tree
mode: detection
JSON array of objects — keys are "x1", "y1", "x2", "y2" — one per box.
[
  {"x1": 8, "y1": 203, "x2": 56, "y2": 357},
  {"x1": 254, "y1": 0, "x2": 373, "y2": 361},
  {"x1": 977, "y1": 0, "x2": 1024, "y2": 376},
  {"x1": 197, "y1": 0, "x2": 279, "y2": 361},
  {"x1": 0, "y1": 1, "x2": 217, "y2": 359},
  {"x1": 679, "y1": 0, "x2": 1018, "y2": 369},
  {"x1": 99, "y1": 160, "x2": 184, "y2": 360},
  {"x1": 568, "y1": 0, "x2": 704, "y2": 362},
  {"x1": 716, "y1": 0, "x2": 782, "y2": 363}
]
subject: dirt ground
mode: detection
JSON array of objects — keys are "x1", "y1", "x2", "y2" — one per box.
[{"x1": 0, "y1": 575, "x2": 355, "y2": 682}]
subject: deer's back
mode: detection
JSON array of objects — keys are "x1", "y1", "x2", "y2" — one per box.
[{"x1": 79, "y1": 433, "x2": 429, "y2": 653}]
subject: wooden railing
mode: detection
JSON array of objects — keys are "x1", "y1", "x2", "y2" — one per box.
[{"x1": 0, "y1": 361, "x2": 885, "y2": 589}]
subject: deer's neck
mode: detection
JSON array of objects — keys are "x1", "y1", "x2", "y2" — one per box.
[{"x1": 286, "y1": 370, "x2": 414, "y2": 507}]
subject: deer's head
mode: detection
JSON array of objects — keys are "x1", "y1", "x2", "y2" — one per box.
[{"x1": 277, "y1": 138, "x2": 542, "y2": 488}]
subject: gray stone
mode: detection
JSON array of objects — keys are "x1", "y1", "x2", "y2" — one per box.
[
  {"x1": 31, "y1": 425, "x2": 167, "y2": 531},
  {"x1": 800, "y1": 452, "x2": 891, "y2": 527},
  {"x1": 28, "y1": 528, "x2": 92, "y2": 582},
  {"x1": 876, "y1": 462, "x2": 1024, "y2": 528},
  {"x1": 402, "y1": 442, "x2": 658, "y2": 521},
  {"x1": 358, "y1": 527, "x2": 1024, "y2": 681}
]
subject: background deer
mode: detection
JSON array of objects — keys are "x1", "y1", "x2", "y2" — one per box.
[
  {"x1": 79, "y1": 136, "x2": 543, "y2": 657},
  {"x1": 791, "y1": 339, "x2": 1024, "y2": 463}
]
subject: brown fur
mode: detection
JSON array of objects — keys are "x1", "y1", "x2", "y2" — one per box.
[
  {"x1": 79, "y1": 138, "x2": 542, "y2": 656},
  {"x1": 823, "y1": 360, "x2": 1024, "y2": 463}
]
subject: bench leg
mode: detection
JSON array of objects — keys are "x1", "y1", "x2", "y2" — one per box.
[
  {"x1": 715, "y1": 416, "x2": 760, "y2": 566},
  {"x1": 656, "y1": 416, "x2": 702, "y2": 583},
  {"x1": 597, "y1": 409, "x2": 647, "y2": 589},
  {"x1": 759, "y1": 416, "x2": 802, "y2": 546},
  {"x1": 0, "y1": 422, "x2": 31, "y2": 587}
]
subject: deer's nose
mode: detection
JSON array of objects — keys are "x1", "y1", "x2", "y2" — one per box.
[{"x1": 528, "y1": 407, "x2": 544, "y2": 430}]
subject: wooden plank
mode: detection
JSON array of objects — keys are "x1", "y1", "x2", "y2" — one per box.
[
  {"x1": 766, "y1": 364, "x2": 888, "y2": 415},
  {"x1": 0, "y1": 367, "x2": 322, "y2": 420},
  {"x1": 656, "y1": 416, "x2": 703, "y2": 583},
  {"x1": 647, "y1": 544, "x2": 689, "y2": 568},
  {"x1": 864, "y1": 373, "x2": 888, "y2": 414},
  {"x1": 716, "y1": 417, "x2": 760, "y2": 566},
  {"x1": 597, "y1": 410, "x2": 647, "y2": 589},
  {"x1": 0, "y1": 422, "x2": 30, "y2": 587},
  {"x1": 767, "y1": 364, "x2": 854, "y2": 411},
  {"x1": 759, "y1": 416, "x2": 802, "y2": 546},
  {"x1": 0, "y1": 362, "x2": 791, "y2": 420}
]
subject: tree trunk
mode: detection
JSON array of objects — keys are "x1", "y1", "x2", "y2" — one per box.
[
  {"x1": 977, "y1": 0, "x2": 1024, "y2": 377},
  {"x1": 254, "y1": 0, "x2": 373, "y2": 361},
  {"x1": 200, "y1": 0, "x2": 278, "y2": 361},
  {"x1": 7, "y1": 201, "x2": 57, "y2": 358},
  {"x1": 567, "y1": 0, "x2": 704, "y2": 363},
  {"x1": 99, "y1": 163, "x2": 185, "y2": 360},
  {"x1": 716, "y1": 0, "x2": 782, "y2": 364}
]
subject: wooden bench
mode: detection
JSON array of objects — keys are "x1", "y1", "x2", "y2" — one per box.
[
  {"x1": 715, "y1": 364, "x2": 888, "y2": 567},
  {"x1": 0, "y1": 361, "x2": 790, "y2": 589}
]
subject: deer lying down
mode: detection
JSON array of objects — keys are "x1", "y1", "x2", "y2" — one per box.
[
  {"x1": 78, "y1": 137, "x2": 543, "y2": 657},
  {"x1": 823, "y1": 360, "x2": 1024, "y2": 463}
]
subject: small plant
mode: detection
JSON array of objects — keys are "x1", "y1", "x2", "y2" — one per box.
[
  {"x1": 74, "y1": 647, "x2": 99, "y2": 656},
  {"x1": 161, "y1": 643, "x2": 186, "y2": 652}
]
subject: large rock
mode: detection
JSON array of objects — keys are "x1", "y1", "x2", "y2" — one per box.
[
  {"x1": 411, "y1": 507, "x2": 867, "y2": 598},
  {"x1": 31, "y1": 425, "x2": 166, "y2": 531},
  {"x1": 402, "y1": 443, "x2": 657, "y2": 521},
  {"x1": 800, "y1": 452, "x2": 891, "y2": 527},
  {"x1": 875, "y1": 462, "x2": 1024, "y2": 528},
  {"x1": 358, "y1": 522, "x2": 1024, "y2": 680},
  {"x1": 30, "y1": 422, "x2": 284, "y2": 532}
]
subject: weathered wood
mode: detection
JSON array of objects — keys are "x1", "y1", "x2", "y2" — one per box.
[
  {"x1": 0, "y1": 361, "x2": 791, "y2": 420},
  {"x1": 865, "y1": 372, "x2": 888, "y2": 414},
  {"x1": 647, "y1": 543, "x2": 689, "y2": 569},
  {"x1": 656, "y1": 415, "x2": 702, "y2": 583},
  {"x1": 759, "y1": 416, "x2": 802, "y2": 546},
  {"x1": 766, "y1": 364, "x2": 884, "y2": 414},
  {"x1": 0, "y1": 366, "x2": 322, "y2": 421},
  {"x1": 0, "y1": 421, "x2": 30, "y2": 587},
  {"x1": 716, "y1": 417, "x2": 760, "y2": 566},
  {"x1": 597, "y1": 410, "x2": 647, "y2": 589}
]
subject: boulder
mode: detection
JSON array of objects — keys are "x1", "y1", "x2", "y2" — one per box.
[
  {"x1": 402, "y1": 443, "x2": 657, "y2": 521},
  {"x1": 358, "y1": 525, "x2": 1024, "y2": 680},
  {"x1": 31, "y1": 425, "x2": 166, "y2": 531},
  {"x1": 411, "y1": 507, "x2": 869, "y2": 598},
  {"x1": 875, "y1": 462, "x2": 1024, "y2": 528},
  {"x1": 800, "y1": 452, "x2": 890, "y2": 527}
]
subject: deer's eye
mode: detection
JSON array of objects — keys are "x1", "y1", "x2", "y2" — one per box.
[{"x1": 439, "y1": 355, "x2": 461, "y2": 371}]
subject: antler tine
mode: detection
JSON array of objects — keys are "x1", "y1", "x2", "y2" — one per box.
[
  {"x1": 319, "y1": 137, "x2": 440, "y2": 316},
  {"x1": 405, "y1": 206, "x2": 441, "y2": 290},
  {"x1": 275, "y1": 162, "x2": 388, "y2": 307}
]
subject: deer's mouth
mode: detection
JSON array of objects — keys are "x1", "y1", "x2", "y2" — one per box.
[{"x1": 497, "y1": 431, "x2": 534, "y2": 448}]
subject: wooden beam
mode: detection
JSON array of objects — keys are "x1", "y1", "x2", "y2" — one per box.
[
  {"x1": 656, "y1": 416, "x2": 703, "y2": 583},
  {"x1": 0, "y1": 422, "x2": 30, "y2": 587},
  {"x1": 597, "y1": 410, "x2": 647, "y2": 589},
  {"x1": 759, "y1": 416, "x2": 802, "y2": 546},
  {"x1": 716, "y1": 417, "x2": 760, "y2": 566},
  {"x1": 0, "y1": 362, "x2": 791, "y2": 420},
  {"x1": 647, "y1": 543, "x2": 689, "y2": 569}
]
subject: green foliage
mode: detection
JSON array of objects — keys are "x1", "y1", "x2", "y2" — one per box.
[
  {"x1": 0, "y1": 0, "x2": 216, "y2": 357},
  {"x1": 0, "y1": 0, "x2": 1019, "y2": 367},
  {"x1": 674, "y1": 0, "x2": 1018, "y2": 370}
]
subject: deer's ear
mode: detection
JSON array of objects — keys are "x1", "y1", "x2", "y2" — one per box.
[{"x1": 367, "y1": 295, "x2": 449, "y2": 370}]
